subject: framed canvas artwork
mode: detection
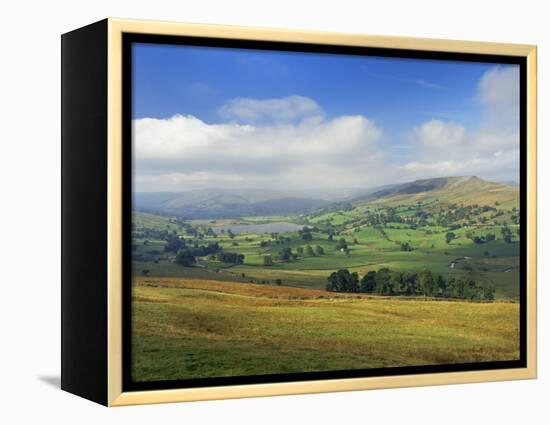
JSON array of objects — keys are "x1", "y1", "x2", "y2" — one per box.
[{"x1": 61, "y1": 18, "x2": 537, "y2": 406}]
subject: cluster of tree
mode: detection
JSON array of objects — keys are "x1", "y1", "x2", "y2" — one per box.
[
  {"x1": 445, "y1": 232, "x2": 456, "y2": 244},
  {"x1": 299, "y1": 227, "x2": 313, "y2": 242},
  {"x1": 335, "y1": 238, "x2": 348, "y2": 251},
  {"x1": 259, "y1": 236, "x2": 292, "y2": 247},
  {"x1": 185, "y1": 243, "x2": 221, "y2": 257},
  {"x1": 175, "y1": 250, "x2": 196, "y2": 266},
  {"x1": 267, "y1": 244, "x2": 325, "y2": 265},
  {"x1": 326, "y1": 268, "x2": 495, "y2": 301},
  {"x1": 299, "y1": 245, "x2": 324, "y2": 256},
  {"x1": 433, "y1": 204, "x2": 498, "y2": 227},
  {"x1": 400, "y1": 242, "x2": 413, "y2": 251},
  {"x1": 173, "y1": 242, "x2": 222, "y2": 266},
  {"x1": 132, "y1": 227, "x2": 174, "y2": 241},
  {"x1": 465, "y1": 232, "x2": 496, "y2": 245},
  {"x1": 217, "y1": 252, "x2": 245, "y2": 264},
  {"x1": 164, "y1": 235, "x2": 185, "y2": 253},
  {"x1": 278, "y1": 247, "x2": 297, "y2": 261},
  {"x1": 501, "y1": 226, "x2": 513, "y2": 244}
]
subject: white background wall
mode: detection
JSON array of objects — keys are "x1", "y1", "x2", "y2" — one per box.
[{"x1": 0, "y1": 0, "x2": 547, "y2": 422}]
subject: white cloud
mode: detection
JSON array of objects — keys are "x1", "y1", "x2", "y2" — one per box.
[
  {"x1": 401, "y1": 65, "x2": 520, "y2": 182},
  {"x1": 412, "y1": 119, "x2": 465, "y2": 149},
  {"x1": 133, "y1": 109, "x2": 387, "y2": 191},
  {"x1": 218, "y1": 95, "x2": 324, "y2": 124},
  {"x1": 478, "y1": 66, "x2": 519, "y2": 108},
  {"x1": 402, "y1": 150, "x2": 518, "y2": 178}
]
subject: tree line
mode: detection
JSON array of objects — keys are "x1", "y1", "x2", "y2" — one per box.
[{"x1": 326, "y1": 268, "x2": 495, "y2": 301}]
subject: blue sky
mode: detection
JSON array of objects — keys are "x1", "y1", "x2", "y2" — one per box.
[{"x1": 132, "y1": 43, "x2": 520, "y2": 192}]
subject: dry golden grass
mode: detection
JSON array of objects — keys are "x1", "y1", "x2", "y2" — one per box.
[{"x1": 132, "y1": 276, "x2": 520, "y2": 382}]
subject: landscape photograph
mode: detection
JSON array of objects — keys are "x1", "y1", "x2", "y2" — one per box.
[{"x1": 130, "y1": 43, "x2": 521, "y2": 383}]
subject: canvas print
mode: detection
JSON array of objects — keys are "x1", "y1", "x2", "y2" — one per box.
[{"x1": 130, "y1": 43, "x2": 521, "y2": 384}]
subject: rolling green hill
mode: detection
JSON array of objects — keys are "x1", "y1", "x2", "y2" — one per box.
[
  {"x1": 131, "y1": 175, "x2": 522, "y2": 383},
  {"x1": 134, "y1": 189, "x2": 331, "y2": 218},
  {"x1": 355, "y1": 176, "x2": 518, "y2": 208}
]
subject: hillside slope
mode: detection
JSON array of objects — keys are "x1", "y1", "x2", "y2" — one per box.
[
  {"x1": 134, "y1": 189, "x2": 330, "y2": 218},
  {"x1": 356, "y1": 176, "x2": 519, "y2": 207}
]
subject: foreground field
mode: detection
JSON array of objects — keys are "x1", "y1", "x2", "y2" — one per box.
[{"x1": 132, "y1": 276, "x2": 520, "y2": 382}]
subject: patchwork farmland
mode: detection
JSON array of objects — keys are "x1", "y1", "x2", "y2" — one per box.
[{"x1": 131, "y1": 176, "x2": 521, "y2": 381}]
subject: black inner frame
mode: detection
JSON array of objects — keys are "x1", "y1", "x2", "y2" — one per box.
[{"x1": 122, "y1": 33, "x2": 528, "y2": 392}]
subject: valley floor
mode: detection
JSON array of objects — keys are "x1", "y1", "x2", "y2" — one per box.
[{"x1": 132, "y1": 276, "x2": 520, "y2": 383}]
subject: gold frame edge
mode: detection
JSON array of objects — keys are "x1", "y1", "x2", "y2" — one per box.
[{"x1": 106, "y1": 18, "x2": 537, "y2": 407}]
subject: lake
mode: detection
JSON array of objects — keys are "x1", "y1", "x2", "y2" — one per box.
[{"x1": 212, "y1": 222, "x2": 305, "y2": 234}]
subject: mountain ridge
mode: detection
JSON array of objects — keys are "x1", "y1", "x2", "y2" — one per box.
[
  {"x1": 134, "y1": 176, "x2": 519, "y2": 218},
  {"x1": 353, "y1": 176, "x2": 518, "y2": 208}
]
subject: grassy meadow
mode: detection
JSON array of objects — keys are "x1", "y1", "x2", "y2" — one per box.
[{"x1": 132, "y1": 276, "x2": 519, "y2": 382}]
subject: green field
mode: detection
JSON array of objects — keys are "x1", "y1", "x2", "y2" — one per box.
[
  {"x1": 133, "y1": 213, "x2": 519, "y2": 299},
  {"x1": 132, "y1": 276, "x2": 520, "y2": 382},
  {"x1": 131, "y1": 177, "x2": 521, "y2": 382}
]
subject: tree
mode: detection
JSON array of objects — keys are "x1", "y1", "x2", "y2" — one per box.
[
  {"x1": 445, "y1": 232, "x2": 456, "y2": 244},
  {"x1": 360, "y1": 271, "x2": 377, "y2": 293},
  {"x1": 141, "y1": 269, "x2": 150, "y2": 276},
  {"x1": 483, "y1": 285, "x2": 496, "y2": 301},
  {"x1": 315, "y1": 245, "x2": 324, "y2": 255},
  {"x1": 335, "y1": 238, "x2": 348, "y2": 251},
  {"x1": 305, "y1": 245, "x2": 315, "y2": 256},
  {"x1": 175, "y1": 251, "x2": 196, "y2": 266},
  {"x1": 165, "y1": 235, "x2": 184, "y2": 253},
  {"x1": 389, "y1": 272, "x2": 403, "y2": 295},
  {"x1": 501, "y1": 226, "x2": 512, "y2": 243},
  {"x1": 418, "y1": 269, "x2": 435, "y2": 296},
  {"x1": 278, "y1": 247, "x2": 293, "y2": 261},
  {"x1": 401, "y1": 272, "x2": 418, "y2": 295},
  {"x1": 435, "y1": 274, "x2": 446, "y2": 297},
  {"x1": 326, "y1": 269, "x2": 359, "y2": 292},
  {"x1": 374, "y1": 268, "x2": 392, "y2": 295},
  {"x1": 275, "y1": 278, "x2": 282, "y2": 286},
  {"x1": 263, "y1": 255, "x2": 273, "y2": 266},
  {"x1": 301, "y1": 227, "x2": 313, "y2": 242},
  {"x1": 473, "y1": 236, "x2": 485, "y2": 244}
]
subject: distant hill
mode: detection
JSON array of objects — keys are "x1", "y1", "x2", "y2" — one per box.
[
  {"x1": 134, "y1": 189, "x2": 331, "y2": 218},
  {"x1": 134, "y1": 177, "x2": 519, "y2": 218},
  {"x1": 354, "y1": 176, "x2": 519, "y2": 208}
]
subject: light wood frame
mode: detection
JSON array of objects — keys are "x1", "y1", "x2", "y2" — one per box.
[{"x1": 102, "y1": 18, "x2": 537, "y2": 406}]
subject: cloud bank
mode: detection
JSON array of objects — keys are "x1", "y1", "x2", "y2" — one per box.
[
  {"x1": 134, "y1": 99, "x2": 387, "y2": 191},
  {"x1": 134, "y1": 66, "x2": 520, "y2": 192}
]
